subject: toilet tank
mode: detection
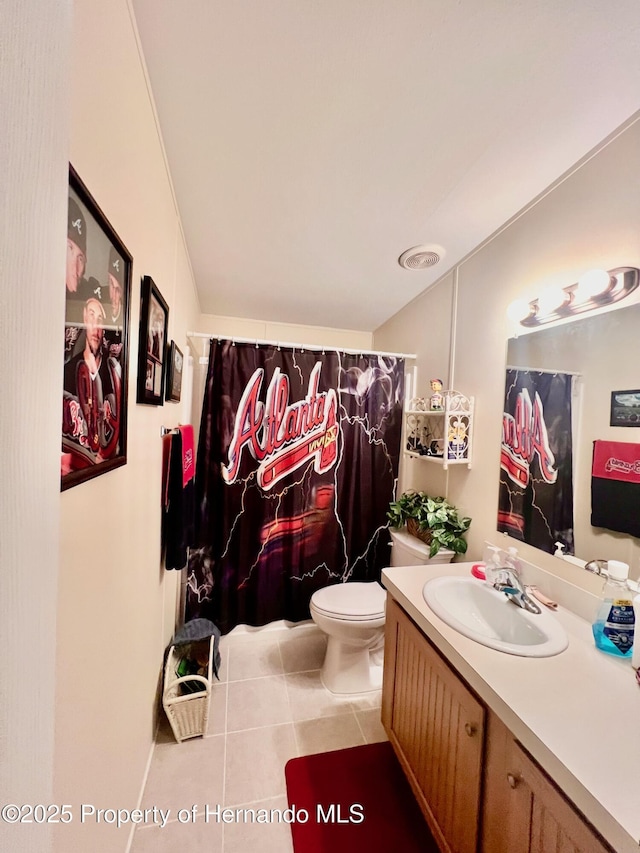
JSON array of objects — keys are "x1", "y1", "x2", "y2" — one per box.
[{"x1": 389, "y1": 528, "x2": 454, "y2": 566}]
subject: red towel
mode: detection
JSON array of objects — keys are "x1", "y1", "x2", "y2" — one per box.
[
  {"x1": 591, "y1": 440, "x2": 640, "y2": 537},
  {"x1": 592, "y1": 440, "x2": 640, "y2": 483},
  {"x1": 178, "y1": 424, "x2": 195, "y2": 487}
]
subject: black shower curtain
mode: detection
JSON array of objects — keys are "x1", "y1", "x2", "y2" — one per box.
[{"x1": 186, "y1": 341, "x2": 404, "y2": 634}]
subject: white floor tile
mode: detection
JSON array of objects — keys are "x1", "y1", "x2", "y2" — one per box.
[
  {"x1": 227, "y1": 637, "x2": 284, "y2": 681},
  {"x1": 279, "y1": 632, "x2": 327, "y2": 673},
  {"x1": 348, "y1": 688, "x2": 382, "y2": 712},
  {"x1": 142, "y1": 734, "x2": 225, "y2": 812},
  {"x1": 355, "y1": 708, "x2": 388, "y2": 744},
  {"x1": 227, "y1": 675, "x2": 292, "y2": 731},
  {"x1": 207, "y1": 682, "x2": 228, "y2": 736},
  {"x1": 294, "y1": 712, "x2": 365, "y2": 756},
  {"x1": 285, "y1": 670, "x2": 354, "y2": 721},
  {"x1": 224, "y1": 723, "x2": 298, "y2": 806},
  {"x1": 222, "y1": 796, "x2": 294, "y2": 853},
  {"x1": 131, "y1": 814, "x2": 223, "y2": 853},
  {"x1": 215, "y1": 640, "x2": 230, "y2": 683}
]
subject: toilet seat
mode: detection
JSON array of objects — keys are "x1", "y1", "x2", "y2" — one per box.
[{"x1": 311, "y1": 582, "x2": 386, "y2": 621}]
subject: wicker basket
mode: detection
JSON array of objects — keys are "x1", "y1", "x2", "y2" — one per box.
[
  {"x1": 162, "y1": 635, "x2": 214, "y2": 742},
  {"x1": 407, "y1": 518, "x2": 432, "y2": 545}
]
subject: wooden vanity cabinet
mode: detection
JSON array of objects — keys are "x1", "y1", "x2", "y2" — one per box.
[
  {"x1": 482, "y1": 714, "x2": 613, "y2": 853},
  {"x1": 382, "y1": 595, "x2": 614, "y2": 853},
  {"x1": 382, "y1": 596, "x2": 485, "y2": 853}
]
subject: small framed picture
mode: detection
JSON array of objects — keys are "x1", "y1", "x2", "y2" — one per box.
[
  {"x1": 137, "y1": 276, "x2": 169, "y2": 406},
  {"x1": 62, "y1": 165, "x2": 132, "y2": 491},
  {"x1": 165, "y1": 341, "x2": 184, "y2": 403},
  {"x1": 610, "y1": 389, "x2": 640, "y2": 427}
]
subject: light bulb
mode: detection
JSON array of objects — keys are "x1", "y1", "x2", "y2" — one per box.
[
  {"x1": 574, "y1": 269, "x2": 611, "y2": 302},
  {"x1": 536, "y1": 286, "x2": 567, "y2": 318}
]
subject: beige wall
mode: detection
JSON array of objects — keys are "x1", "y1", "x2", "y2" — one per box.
[
  {"x1": 190, "y1": 315, "x2": 373, "y2": 433},
  {"x1": 194, "y1": 315, "x2": 373, "y2": 349},
  {"x1": 54, "y1": 2, "x2": 200, "y2": 850},
  {"x1": 1, "y1": 3, "x2": 71, "y2": 852},
  {"x1": 374, "y1": 272, "x2": 454, "y2": 498},
  {"x1": 374, "y1": 113, "x2": 640, "y2": 588}
]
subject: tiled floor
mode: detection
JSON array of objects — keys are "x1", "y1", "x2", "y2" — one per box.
[{"x1": 131, "y1": 622, "x2": 388, "y2": 853}]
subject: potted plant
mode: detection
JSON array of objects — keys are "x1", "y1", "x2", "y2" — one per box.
[{"x1": 387, "y1": 491, "x2": 471, "y2": 559}]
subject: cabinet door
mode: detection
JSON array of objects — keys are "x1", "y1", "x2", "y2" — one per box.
[
  {"x1": 382, "y1": 597, "x2": 485, "y2": 853},
  {"x1": 482, "y1": 715, "x2": 613, "y2": 853}
]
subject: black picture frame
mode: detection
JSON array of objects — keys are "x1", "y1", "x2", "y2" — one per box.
[
  {"x1": 137, "y1": 276, "x2": 169, "y2": 406},
  {"x1": 610, "y1": 389, "x2": 640, "y2": 427},
  {"x1": 165, "y1": 341, "x2": 184, "y2": 403},
  {"x1": 62, "y1": 165, "x2": 132, "y2": 491}
]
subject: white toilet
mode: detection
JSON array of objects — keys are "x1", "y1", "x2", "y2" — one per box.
[
  {"x1": 310, "y1": 581, "x2": 386, "y2": 695},
  {"x1": 310, "y1": 530, "x2": 455, "y2": 695}
]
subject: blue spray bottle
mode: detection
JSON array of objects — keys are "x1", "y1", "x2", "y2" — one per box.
[{"x1": 592, "y1": 560, "x2": 635, "y2": 658}]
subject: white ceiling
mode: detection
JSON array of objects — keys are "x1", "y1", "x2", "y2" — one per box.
[{"x1": 131, "y1": 0, "x2": 640, "y2": 332}]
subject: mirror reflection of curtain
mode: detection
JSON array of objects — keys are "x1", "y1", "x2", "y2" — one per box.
[
  {"x1": 498, "y1": 369, "x2": 574, "y2": 554},
  {"x1": 186, "y1": 340, "x2": 404, "y2": 634}
]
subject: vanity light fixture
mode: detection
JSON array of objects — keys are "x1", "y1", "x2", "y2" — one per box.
[{"x1": 508, "y1": 266, "x2": 640, "y2": 328}]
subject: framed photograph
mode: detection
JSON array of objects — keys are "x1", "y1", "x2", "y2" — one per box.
[
  {"x1": 165, "y1": 341, "x2": 184, "y2": 403},
  {"x1": 62, "y1": 165, "x2": 132, "y2": 491},
  {"x1": 610, "y1": 389, "x2": 640, "y2": 426},
  {"x1": 137, "y1": 276, "x2": 169, "y2": 406}
]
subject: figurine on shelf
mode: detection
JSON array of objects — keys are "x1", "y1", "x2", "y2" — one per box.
[
  {"x1": 429, "y1": 378, "x2": 444, "y2": 411},
  {"x1": 427, "y1": 439, "x2": 444, "y2": 457},
  {"x1": 447, "y1": 416, "x2": 469, "y2": 460},
  {"x1": 409, "y1": 396, "x2": 427, "y2": 412}
]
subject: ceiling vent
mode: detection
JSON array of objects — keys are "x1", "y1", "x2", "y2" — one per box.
[{"x1": 398, "y1": 244, "x2": 445, "y2": 270}]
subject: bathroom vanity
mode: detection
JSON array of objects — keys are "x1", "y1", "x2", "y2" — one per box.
[{"x1": 381, "y1": 562, "x2": 640, "y2": 853}]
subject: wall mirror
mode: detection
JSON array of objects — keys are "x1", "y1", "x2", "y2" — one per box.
[{"x1": 500, "y1": 301, "x2": 640, "y2": 565}]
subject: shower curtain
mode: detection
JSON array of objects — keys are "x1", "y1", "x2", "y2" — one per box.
[
  {"x1": 498, "y1": 368, "x2": 574, "y2": 554},
  {"x1": 186, "y1": 340, "x2": 404, "y2": 634}
]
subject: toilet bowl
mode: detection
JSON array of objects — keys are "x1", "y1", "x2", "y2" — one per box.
[{"x1": 310, "y1": 581, "x2": 386, "y2": 695}]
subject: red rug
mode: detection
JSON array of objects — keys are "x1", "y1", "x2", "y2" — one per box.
[{"x1": 284, "y1": 741, "x2": 438, "y2": 852}]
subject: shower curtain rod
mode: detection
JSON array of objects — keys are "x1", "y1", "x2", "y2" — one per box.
[
  {"x1": 186, "y1": 331, "x2": 416, "y2": 360},
  {"x1": 506, "y1": 364, "x2": 583, "y2": 377}
]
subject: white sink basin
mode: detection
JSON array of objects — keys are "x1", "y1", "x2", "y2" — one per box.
[{"x1": 422, "y1": 576, "x2": 568, "y2": 657}]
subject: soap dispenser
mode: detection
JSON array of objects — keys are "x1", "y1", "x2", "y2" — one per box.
[
  {"x1": 592, "y1": 560, "x2": 635, "y2": 658},
  {"x1": 506, "y1": 546, "x2": 520, "y2": 572},
  {"x1": 484, "y1": 545, "x2": 503, "y2": 587}
]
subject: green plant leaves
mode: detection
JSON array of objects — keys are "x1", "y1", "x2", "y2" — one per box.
[{"x1": 387, "y1": 490, "x2": 471, "y2": 555}]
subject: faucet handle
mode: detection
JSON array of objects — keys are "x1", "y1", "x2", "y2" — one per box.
[
  {"x1": 584, "y1": 559, "x2": 608, "y2": 576},
  {"x1": 492, "y1": 568, "x2": 521, "y2": 595}
]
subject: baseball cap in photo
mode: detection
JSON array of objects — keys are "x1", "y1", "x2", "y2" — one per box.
[
  {"x1": 68, "y1": 196, "x2": 87, "y2": 255},
  {"x1": 108, "y1": 246, "x2": 125, "y2": 287}
]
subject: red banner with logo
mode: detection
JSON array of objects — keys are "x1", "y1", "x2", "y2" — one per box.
[
  {"x1": 592, "y1": 440, "x2": 640, "y2": 483},
  {"x1": 591, "y1": 440, "x2": 640, "y2": 537}
]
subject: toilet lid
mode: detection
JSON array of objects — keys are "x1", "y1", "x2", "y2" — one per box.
[{"x1": 311, "y1": 582, "x2": 386, "y2": 620}]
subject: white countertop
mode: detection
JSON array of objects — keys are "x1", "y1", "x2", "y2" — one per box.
[{"x1": 381, "y1": 562, "x2": 640, "y2": 853}]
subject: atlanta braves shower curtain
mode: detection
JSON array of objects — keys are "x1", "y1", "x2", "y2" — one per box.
[
  {"x1": 498, "y1": 368, "x2": 574, "y2": 554},
  {"x1": 186, "y1": 340, "x2": 404, "y2": 633}
]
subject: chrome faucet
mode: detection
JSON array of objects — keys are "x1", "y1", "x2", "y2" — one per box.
[
  {"x1": 584, "y1": 558, "x2": 608, "y2": 576},
  {"x1": 492, "y1": 568, "x2": 541, "y2": 614}
]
